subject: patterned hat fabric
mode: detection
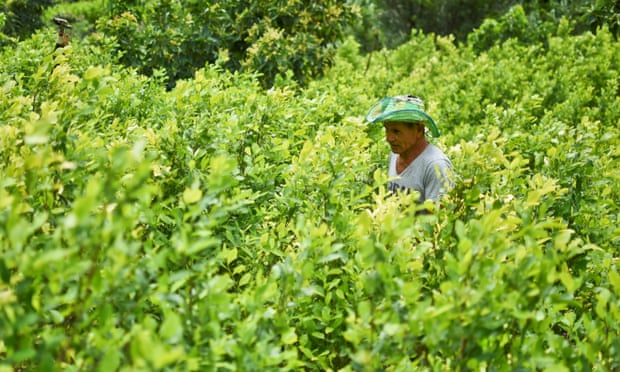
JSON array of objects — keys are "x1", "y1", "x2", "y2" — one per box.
[{"x1": 366, "y1": 95, "x2": 440, "y2": 137}]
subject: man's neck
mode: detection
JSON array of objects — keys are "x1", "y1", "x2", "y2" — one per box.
[
  {"x1": 400, "y1": 139, "x2": 429, "y2": 163},
  {"x1": 396, "y1": 139, "x2": 429, "y2": 171}
]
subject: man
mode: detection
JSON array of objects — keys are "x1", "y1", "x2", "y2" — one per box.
[
  {"x1": 366, "y1": 95, "x2": 453, "y2": 202},
  {"x1": 53, "y1": 17, "x2": 72, "y2": 50}
]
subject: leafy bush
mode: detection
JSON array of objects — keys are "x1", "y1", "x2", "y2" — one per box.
[
  {"x1": 356, "y1": 0, "x2": 619, "y2": 53},
  {"x1": 96, "y1": 0, "x2": 358, "y2": 89},
  {"x1": 1, "y1": 12, "x2": 619, "y2": 371},
  {"x1": 0, "y1": 0, "x2": 52, "y2": 40},
  {"x1": 0, "y1": 12, "x2": 15, "y2": 46},
  {"x1": 579, "y1": 0, "x2": 620, "y2": 35},
  {"x1": 467, "y1": 5, "x2": 552, "y2": 52},
  {"x1": 368, "y1": 0, "x2": 515, "y2": 48},
  {"x1": 43, "y1": 0, "x2": 107, "y2": 39}
]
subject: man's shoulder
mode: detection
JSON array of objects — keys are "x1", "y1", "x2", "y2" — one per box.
[{"x1": 421, "y1": 144, "x2": 450, "y2": 163}]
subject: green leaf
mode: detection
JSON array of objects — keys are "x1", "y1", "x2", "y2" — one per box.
[
  {"x1": 32, "y1": 248, "x2": 76, "y2": 270},
  {"x1": 24, "y1": 134, "x2": 49, "y2": 145},
  {"x1": 281, "y1": 328, "x2": 298, "y2": 345},
  {"x1": 160, "y1": 311, "x2": 183, "y2": 342},
  {"x1": 218, "y1": 247, "x2": 238, "y2": 264},
  {"x1": 609, "y1": 270, "x2": 620, "y2": 296},
  {"x1": 84, "y1": 65, "x2": 107, "y2": 81},
  {"x1": 183, "y1": 187, "x2": 203, "y2": 204},
  {"x1": 97, "y1": 349, "x2": 121, "y2": 372}
]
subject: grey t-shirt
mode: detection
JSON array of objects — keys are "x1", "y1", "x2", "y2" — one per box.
[{"x1": 387, "y1": 144, "x2": 453, "y2": 201}]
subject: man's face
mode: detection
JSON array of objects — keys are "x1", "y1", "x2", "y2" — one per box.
[{"x1": 383, "y1": 121, "x2": 425, "y2": 155}]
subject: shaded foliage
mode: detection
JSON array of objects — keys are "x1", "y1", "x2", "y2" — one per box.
[
  {"x1": 96, "y1": 0, "x2": 357, "y2": 89},
  {"x1": 2, "y1": 0, "x2": 619, "y2": 84},
  {"x1": 353, "y1": 0, "x2": 619, "y2": 52},
  {"x1": 1, "y1": 0, "x2": 53, "y2": 41}
]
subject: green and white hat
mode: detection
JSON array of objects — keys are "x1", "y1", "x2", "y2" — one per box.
[{"x1": 366, "y1": 95, "x2": 440, "y2": 137}]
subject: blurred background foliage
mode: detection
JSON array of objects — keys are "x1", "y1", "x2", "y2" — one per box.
[
  {"x1": 1, "y1": 0, "x2": 618, "y2": 88},
  {"x1": 351, "y1": 0, "x2": 619, "y2": 50}
]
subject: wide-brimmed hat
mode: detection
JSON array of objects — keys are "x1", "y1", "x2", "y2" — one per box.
[{"x1": 366, "y1": 95, "x2": 440, "y2": 137}]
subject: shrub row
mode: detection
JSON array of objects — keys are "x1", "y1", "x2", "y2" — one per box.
[{"x1": 0, "y1": 20, "x2": 618, "y2": 370}]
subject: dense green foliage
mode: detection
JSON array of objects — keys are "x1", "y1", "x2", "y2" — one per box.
[
  {"x1": 3, "y1": 0, "x2": 357, "y2": 88},
  {"x1": 95, "y1": 0, "x2": 357, "y2": 89},
  {"x1": 3, "y1": 0, "x2": 619, "y2": 87},
  {"x1": 358, "y1": 0, "x2": 513, "y2": 49},
  {"x1": 0, "y1": 0, "x2": 52, "y2": 43},
  {"x1": 1, "y1": 2, "x2": 619, "y2": 371},
  {"x1": 358, "y1": 0, "x2": 619, "y2": 49}
]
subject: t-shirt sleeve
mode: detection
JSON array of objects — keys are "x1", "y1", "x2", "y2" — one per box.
[{"x1": 423, "y1": 159, "x2": 453, "y2": 201}]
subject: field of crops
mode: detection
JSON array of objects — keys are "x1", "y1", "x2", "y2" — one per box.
[{"x1": 1, "y1": 12, "x2": 619, "y2": 371}]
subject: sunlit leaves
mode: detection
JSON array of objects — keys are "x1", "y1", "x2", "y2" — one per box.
[{"x1": 0, "y1": 12, "x2": 619, "y2": 372}]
